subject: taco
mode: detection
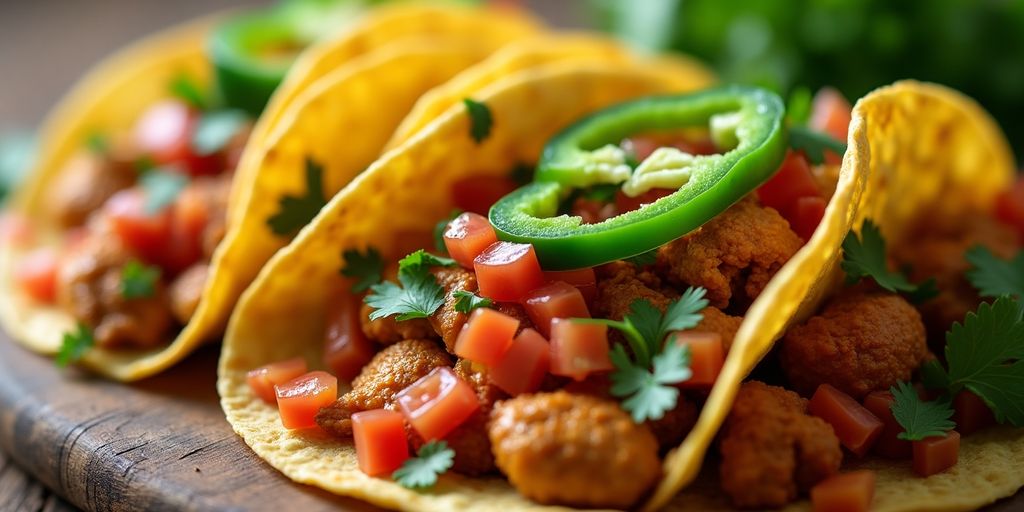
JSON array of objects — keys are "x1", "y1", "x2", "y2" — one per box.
[
  {"x1": 217, "y1": 47, "x2": 902, "y2": 507},
  {"x1": 0, "y1": 2, "x2": 541, "y2": 380}
]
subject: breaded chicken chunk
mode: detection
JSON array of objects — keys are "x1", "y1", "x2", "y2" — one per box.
[
  {"x1": 360, "y1": 302, "x2": 435, "y2": 346},
  {"x1": 720, "y1": 381, "x2": 842, "y2": 509},
  {"x1": 780, "y1": 288, "x2": 928, "y2": 399}
]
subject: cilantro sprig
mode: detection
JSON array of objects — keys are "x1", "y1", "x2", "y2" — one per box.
[
  {"x1": 890, "y1": 381, "x2": 955, "y2": 441},
  {"x1": 340, "y1": 248, "x2": 384, "y2": 293},
  {"x1": 140, "y1": 168, "x2": 189, "y2": 214},
  {"x1": 841, "y1": 220, "x2": 938, "y2": 303},
  {"x1": 170, "y1": 73, "x2": 209, "y2": 111},
  {"x1": 453, "y1": 290, "x2": 493, "y2": 314},
  {"x1": 788, "y1": 125, "x2": 847, "y2": 165},
  {"x1": 121, "y1": 260, "x2": 161, "y2": 299},
  {"x1": 463, "y1": 98, "x2": 492, "y2": 144},
  {"x1": 56, "y1": 323, "x2": 94, "y2": 367},
  {"x1": 364, "y1": 250, "x2": 455, "y2": 322},
  {"x1": 393, "y1": 440, "x2": 454, "y2": 489},
  {"x1": 192, "y1": 110, "x2": 248, "y2": 156},
  {"x1": 966, "y1": 245, "x2": 1024, "y2": 301},
  {"x1": 267, "y1": 158, "x2": 328, "y2": 236},
  {"x1": 399, "y1": 250, "x2": 456, "y2": 272}
]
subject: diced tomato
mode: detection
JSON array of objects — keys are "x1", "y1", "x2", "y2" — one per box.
[
  {"x1": 351, "y1": 409, "x2": 410, "y2": 476},
  {"x1": 133, "y1": 100, "x2": 221, "y2": 176},
  {"x1": 809, "y1": 384, "x2": 884, "y2": 456},
  {"x1": 522, "y1": 281, "x2": 590, "y2": 337},
  {"x1": 274, "y1": 370, "x2": 337, "y2": 430},
  {"x1": 953, "y1": 390, "x2": 996, "y2": 436},
  {"x1": 614, "y1": 188, "x2": 675, "y2": 214},
  {"x1": 862, "y1": 391, "x2": 911, "y2": 459},
  {"x1": 489, "y1": 328, "x2": 550, "y2": 396},
  {"x1": 543, "y1": 268, "x2": 597, "y2": 305},
  {"x1": 549, "y1": 318, "x2": 612, "y2": 381},
  {"x1": 756, "y1": 150, "x2": 820, "y2": 220},
  {"x1": 15, "y1": 248, "x2": 58, "y2": 303},
  {"x1": 0, "y1": 212, "x2": 33, "y2": 246},
  {"x1": 913, "y1": 431, "x2": 960, "y2": 477},
  {"x1": 791, "y1": 195, "x2": 827, "y2": 241},
  {"x1": 572, "y1": 197, "x2": 617, "y2": 224},
  {"x1": 454, "y1": 308, "x2": 518, "y2": 366},
  {"x1": 323, "y1": 292, "x2": 375, "y2": 382},
  {"x1": 473, "y1": 242, "x2": 545, "y2": 302},
  {"x1": 810, "y1": 471, "x2": 876, "y2": 512},
  {"x1": 247, "y1": 357, "x2": 309, "y2": 404},
  {"x1": 443, "y1": 212, "x2": 498, "y2": 269},
  {"x1": 451, "y1": 176, "x2": 518, "y2": 216},
  {"x1": 395, "y1": 367, "x2": 479, "y2": 441},
  {"x1": 810, "y1": 87, "x2": 853, "y2": 164},
  {"x1": 671, "y1": 331, "x2": 724, "y2": 389},
  {"x1": 995, "y1": 176, "x2": 1024, "y2": 238},
  {"x1": 105, "y1": 189, "x2": 172, "y2": 264}
]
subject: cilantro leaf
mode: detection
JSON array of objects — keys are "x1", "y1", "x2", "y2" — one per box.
[
  {"x1": 56, "y1": 323, "x2": 94, "y2": 367},
  {"x1": 890, "y1": 381, "x2": 955, "y2": 441},
  {"x1": 365, "y1": 267, "x2": 445, "y2": 322},
  {"x1": 399, "y1": 250, "x2": 456, "y2": 273},
  {"x1": 140, "y1": 168, "x2": 189, "y2": 214},
  {"x1": 624, "y1": 250, "x2": 657, "y2": 267},
  {"x1": 453, "y1": 290, "x2": 493, "y2": 314},
  {"x1": 393, "y1": 440, "x2": 454, "y2": 490},
  {"x1": 919, "y1": 359, "x2": 951, "y2": 391},
  {"x1": 170, "y1": 73, "x2": 208, "y2": 111},
  {"x1": 786, "y1": 86, "x2": 812, "y2": 126},
  {"x1": 610, "y1": 342, "x2": 691, "y2": 423},
  {"x1": 966, "y1": 245, "x2": 1024, "y2": 300},
  {"x1": 192, "y1": 110, "x2": 248, "y2": 156},
  {"x1": 340, "y1": 248, "x2": 383, "y2": 293},
  {"x1": 841, "y1": 220, "x2": 937, "y2": 302},
  {"x1": 789, "y1": 125, "x2": 846, "y2": 165},
  {"x1": 121, "y1": 260, "x2": 161, "y2": 299},
  {"x1": 463, "y1": 98, "x2": 492, "y2": 144},
  {"x1": 944, "y1": 296, "x2": 1024, "y2": 426},
  {"x1": 626, "y1": 300, "x2": 663, "y2": 360},
  {"x1": 660, "y1": 286, "x2": 709, "y2": 334},
  {"x1": 433, "y1": 210, "x2": 462, "y2": 254},
  {"x1": 85, "y1": 132, "x2": 108, "y2": 155},
  {"x1": 267, "y1": 158, "x2": 328, "y2": 236}
]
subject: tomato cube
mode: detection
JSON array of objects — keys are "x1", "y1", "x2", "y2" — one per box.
[
  {"x1": 791, "y1": 195, "x2": 827, "y2": 242},
  {"x1": 543, "y1": 268, "x2": 597, "y2": 304},
  {"x1": 247, "y1": 357, "x2": 309, "y2": 404},
  {"x1": 396, "y1": 367, "x2": 479, "y2": 441},
  {"x1": 443, "y1": 212, "x2": 498, "y2": 269},
  {"x1": 489, "y1": 328, "x2": 550, "y2": 396},
  {"x1": 810, "y1": 87, "x2": 853, "y2": 162},
  {"x1": 523, "y1": 281, "x2": 590, "y2": 337},
  {"x1": 953, "y1": 390, "x2": 996, "y2": 436},
  {"x1": 352, "y1": 409, "x2": 410, "y2": 476},
  {"x1": 549, "y1": 318, "x2": 612, "y2": 381},
  {"x1": 15, "y1": 248, "x2": 58, "y2": 304},
  {"x1": 105, "y1": 189, "x2": 173, "y2": 264},
  {"x1": 134, "y1": 100, "x2": 220, "y2": 176},
  {"x1": 454, "y1": 308, "x2": 518, "y2": 366},
  {"x1": 756, "y1": 150, "x2": 820, "y2": 220},
  {"x1": 473, "y1": 242, "x2": 545, "y2": 302},
  {"x1": 451, "y1": 176, "x2": 518, "y2": 216},
  {"x1": 809, "y1": 384, "x2": 883, "y2": 456},
  {"x1": 811, "y1": 471, "x2": 875, "y2": 512},
  {"x1": 913, "y1": 431, "x2": 960, "y2": 477},
  {"x1": 324, "y1": 292, "x2": 375, "y2": 382},
  {"x1": 671, "y1": 331, "x2": 724, "y2": 389},
  {"x1": 862, "y1": 391, "x2": 911, "y2": 459},
  {"x1": 274, "y1": 371, "x2": 337, "y2": 430}
]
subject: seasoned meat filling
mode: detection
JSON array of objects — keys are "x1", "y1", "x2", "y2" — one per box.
[
  {"x1": 49, "y1": 145, "x2": 137, "y2": 228},
  {"x1": 360, "y1": 302, "x2": 435, "y2": 345},
  {"x1": 168, "y1": 263, "x2": 208, "y2": 323}
]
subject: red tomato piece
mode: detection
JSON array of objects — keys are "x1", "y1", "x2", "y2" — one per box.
[
  {"x1": 451, "y1": 176, "x2": 518, "y2": 216},
  {"x1": 323, "y1": 291, "x2": 375, "y2": 382},
  {"x1": 15, "y1": 248, "x2": 58, "y2": 303},
  {"x1": 395, "y1": 367, "x2": 479, "y2": 441},
  {"x1": 809, "y1": 384, "x2": 884, "y2": 456},
  {"x1": 953, "y1": 390, "x2": 996, "y2": 436},
  {"x1": 543, "y1": 268, "x2": 597, "y2": 305},
  {"x1": 810, "y1": 87, "x2": 853, "y2": 164},
  {"x1": 352, "y1": 409, "x2": 410, "y2": 476},
  {"x1": 671, "y1": 331, "x2": 724, "y2": 389},
  {"x1": 489, "y1": 328, "x2": 550, "y2": 396},
  {"x1": 549, "y1": 318, "x2": 612, "y2": 381},
  {"x1": 454, "y1": 308, "x2": 518, "y2": 366},
  {"x1": 614, "y1": 188, "x2": 674, "y2": 214},
  {"x1": 523, "y1": 281, "x2": 590, "y2": 337},
  {"x1": 756, "y1": 150, "x2": 820, "y2": 221},
  {"x1": 473, "y1": 242, "x2": 545, "y2": 302},
  {"x1": 0, "y1": 212, "x2": 33, "y2": 246},
  {"x1": 104, "y1": 189, "x2": 173, "y2": 264},
  {"x1": 995, "y1": 176, "x2": 1024, "y2": 238},
  {"x1": 133, "y1": 100, "x2": 221, "y2": 176},
  {"x1": 810, "y1": 470, "x2": 876, "y2": 512},
  {"x1": 912, "y1": 431, "x2": 960, "y2": 477},
  {"x1": 791, "y1": 195, "x2": 827, "y2": 241},
  {"x1": 443, "y1": 212, "x2": 498, "y2": 269},
  {"x1": 862, "y1": 391, "x2": 911, "y2": 459},
  {"x1": 246, "y1": 357, "x2": 309, "y2": 405},
  {"x1": 571, "y1": 197, "x2": 617, "y2": 224},
  {"x1": 274, "y1": 371, "x2": 337, "y2": 430}
]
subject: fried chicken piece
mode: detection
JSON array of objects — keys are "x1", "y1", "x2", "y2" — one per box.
[
  {"x1": 185, "y1": 174, "x2": 233, "y2": 260},
  {"x1": 593, "y1": 260, "x2": 674, "y2": 321},
  {"x1": 168, "y1": 263, "x2": 208, "y2": 323},
  {"x1": 780, "y1": 288, "x2": 928, "y2": 399},
  {"x1": 315, "y1": 400, "x2": 355, "y2": 438},
  {"x1": 490, "y1": 391, "x2": 661, "y2": 509},
  {"x1": 429, "y1": 266, "x2": 478, "y2": 351},
  {"x1": 656, "y1": 196, "x2": 802, "y2": 310},
  {"x1": 49, "y1": 142, "x2": 138, "y2": 228},
  {"x1": 720, "y1": 381, "x2": 842, "y2": 509},
  {"x1": 696, "y1": 306, "x2": 743, "y2": 352},
  {"x1": 360, "y1": 302, "x2": 435, "y2": 345},
  {"x1": 891, "y1": 212, "x2": 1019, "y2": 341}
]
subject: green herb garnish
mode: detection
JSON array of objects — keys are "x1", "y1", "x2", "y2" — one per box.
[
  {"x1": 267, "y1": 158, "x2": 328, "y2": 236},
  {"x1": 453, "y1": 290, "x2": 493, "y2": 314},
  {"x1": 789, "y1": 124, "x2": 846, "y2": 165},
  {"x1": 85, "y1": 132, "x2": 108, "y2": 155},
  {"x1": 56, "y1": 323, "x2": 94, "y2": 368},
  {"x1": 365, "y1": 250, "x2": 453, "y2": 322},
  {"x1": 140, "y1": 168, "x2": 189, "y2": 214},
  {"x1": 966, "y1": 245, "x2": 1024, "y2": 300},
  {"x1": 340, "y1": 248, "x2": 383, "y2": 293},
  {"x1": 841, "y1": 220, "x2": 937, "y2": 303},
  {"x1": 463, "y1": 98, "x2": 492, "y2": 144},
  {"x1": 890, "y1": 381, "x2": 955, "y2": 441},
  {"x1": 192, "y1": 110, "x2": 248, "y2": 155},
  {"x1": 786, "y1": 86, "x2": 813, "y2": 126},
  {"x1": 121, "y1": 260, "x2": 161, "y2": 299},
  {"x1": 170, "y1": 73, "x2": 208, "y2": 111},
  {"x1": 393, "y1": 440, "x2": 454, "y2": 490},
  {"x1": 399, "y1": 250, "x2": 456, "y2": 273}
]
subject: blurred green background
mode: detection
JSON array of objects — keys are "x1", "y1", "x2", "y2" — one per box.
[{"x1": 590, "y1": 0, "x2": 1024, "y2": 157}]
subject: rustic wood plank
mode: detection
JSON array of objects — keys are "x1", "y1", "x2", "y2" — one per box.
[{"x1": 0, "y1": 450, "x2": 76, "y2": 512}]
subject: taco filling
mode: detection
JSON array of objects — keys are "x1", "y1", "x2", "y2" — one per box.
[{"x1": 242, "y1": 86, "x2": 870, "y2": 508}]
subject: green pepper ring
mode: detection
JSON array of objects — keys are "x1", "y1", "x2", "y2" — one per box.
[{"x1": 489, "y1": 86, "x2": 787, "y2": 270}]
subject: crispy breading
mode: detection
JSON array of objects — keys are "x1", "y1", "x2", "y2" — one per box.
[
  {"x1": 428, "y1": 266, "x2": 478, "y2": 351},
  {"x1": 360, "y1": 301, "x2": 435, "y2": 345},
  {"x1": 342, "y1": 338, "x2": 451, "y2": 411},
  {"x1": 696, "y1": 306, "x2": 742, "y2": 352},
  {"x1": 592, "y1": 261, "x2": 675, "y2": 321}
]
